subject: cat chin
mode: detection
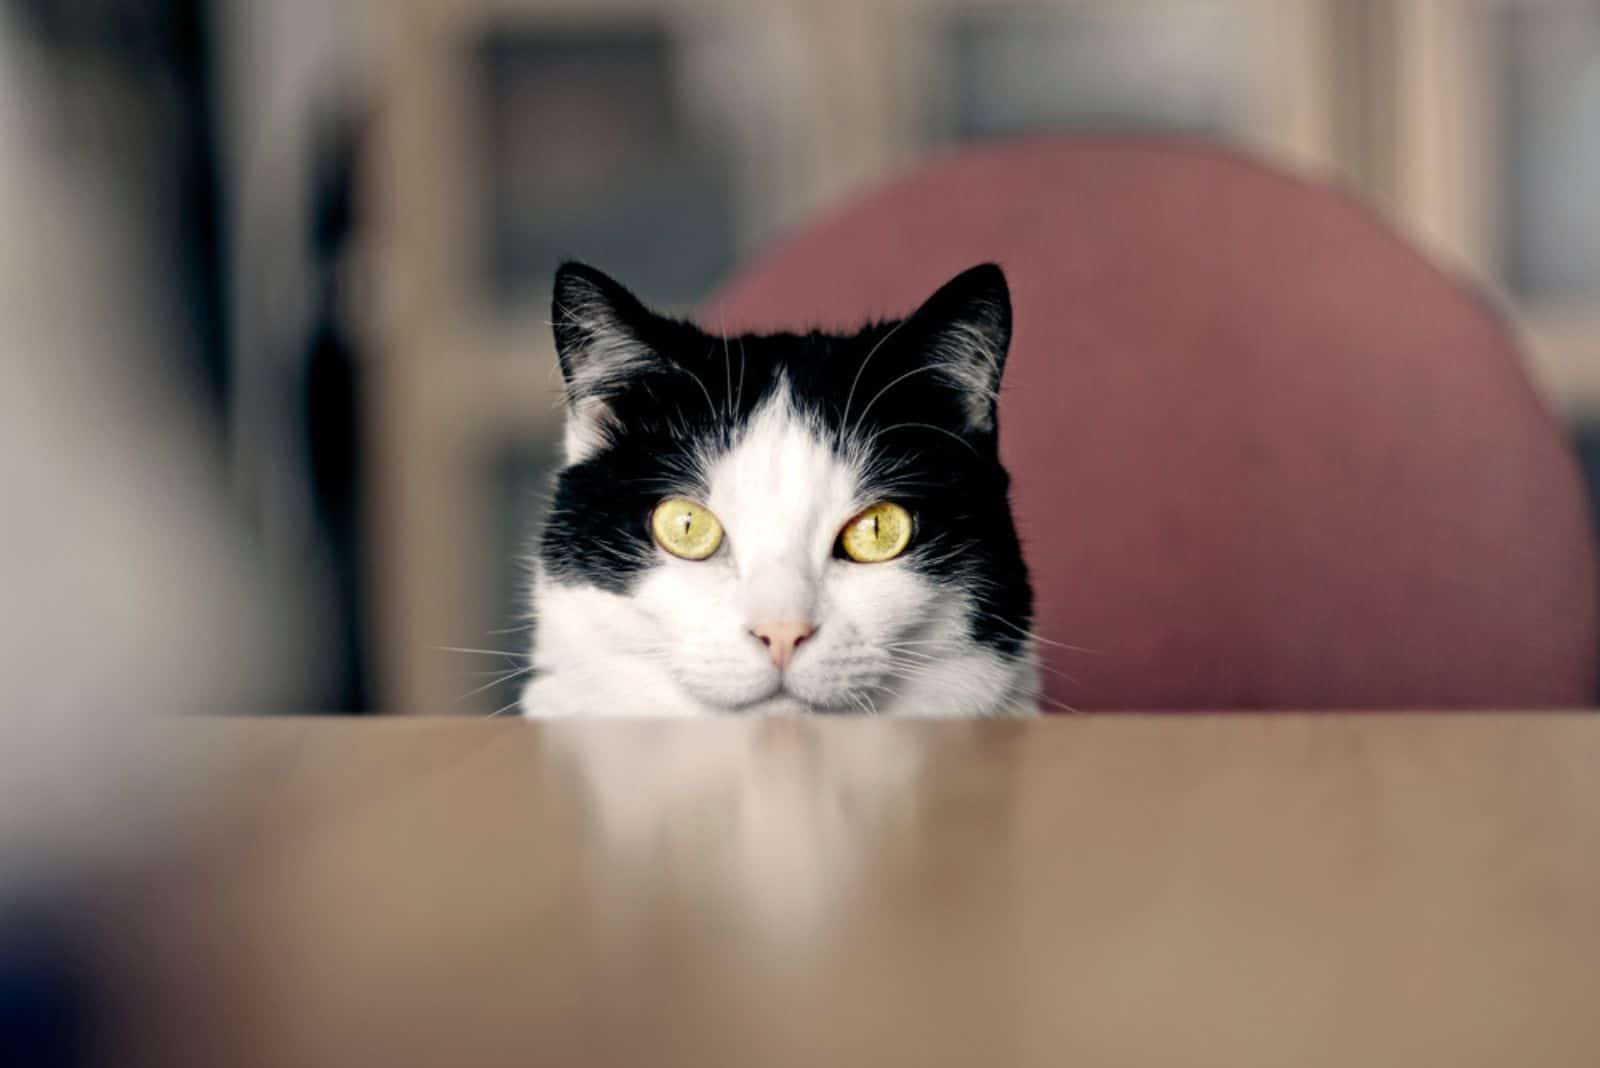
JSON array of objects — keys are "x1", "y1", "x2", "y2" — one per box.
[
  {"x1": 678, "y1": 668, "x2": 886, "y2": 715},
  {"x1": 666, "y1": 663, "x2": 888, "y2": 715},
  {"x1": 732, "y1": 692, "x2": 869, "y2": 717},
  {"x1": 521, "y1": 650, "x2": 1041, "y2": 718}
]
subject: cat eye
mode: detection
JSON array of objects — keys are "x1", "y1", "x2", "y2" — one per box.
[
  {"x1": 650, "y1": 497, "x2": 724, "y2": 561},
  {"x1": 837, "y1": 502, "x2": 913, "y2": 563}
]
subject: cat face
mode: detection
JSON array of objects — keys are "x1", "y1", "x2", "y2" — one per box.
[{"x1": 523, "y1": 263, "x2": 1035, "y2": 716}]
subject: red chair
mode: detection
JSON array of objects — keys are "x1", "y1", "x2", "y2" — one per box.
[{"x1": 707, "y1": 138, "x2": 1597, "y2": 710}]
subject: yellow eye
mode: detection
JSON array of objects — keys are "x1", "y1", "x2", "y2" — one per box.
[
  {"x1": 838, "y1": 502, "x2": 913, "y2": 563},
  {"x1": 650, "y1": 497, "x2": 724, "y2": 560}
]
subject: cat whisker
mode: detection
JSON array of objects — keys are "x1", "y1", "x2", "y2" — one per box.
[
  {"x1": 871, "y1": 682, "x2": 907, "y2": 710},
  {"x1": 837, "y1": 317, "x2": 910, "y2": 448},
  {"x1": 717, "y1": 332, "x2": 734, "y2": 421},
  {"x1": 1030, "y1": 659, "x2": 1081, "y2": 686},
  {"x1": 672, "y1": 360, "x2": 720, "y2": 427},
  {"x1": 1034, "y1": 692, "x2": 1083, "y2": 715},
  {"x1": 911, "y1": 546, "x2": 983, "y2": 572},
  {"x1": 884, "y1": 651, "x2": 942, "y2": 668},
  {"x1": 487, "y1": 696, "x2": 524, "y2": 718},
  {"x1": 881, "y1": 669, "x2": 973, "y2": 700},
  {"x1": 735, "y1": 336, "x2": 748, "y2": 415},
  {"x1": 976, "y1": 612, "x2": 1104, "y2": 655},
  {"x1": 883, "y1": 645, "x2": 940, "y2": 661},
  {"x1": 458, "y1": 665, "x2": 538, "y2": 702},
  {"x1": 849, "y1": 364, "x2": 944, "y2": 442},
  {"x1": 862, "y1": 421, "x2": 980, "y2": 458},
  {"x1": 878, "y1": 664, "x2": 997, "y2": 714},
  {"x1": 437, "y1": 645, "x2": 530, "y2": 661}
]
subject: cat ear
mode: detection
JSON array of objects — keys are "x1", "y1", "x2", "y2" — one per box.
[
  {"x1": 905, "y1": 263, "x2": 1012, "y2": 435},
  {"x1": 550, "y1": 262, "x2": 660, "y2": 462}
]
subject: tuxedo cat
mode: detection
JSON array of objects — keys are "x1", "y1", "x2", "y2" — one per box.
[{"x1": 521, "y1": 262, "x2": 1036, "y2": 716}]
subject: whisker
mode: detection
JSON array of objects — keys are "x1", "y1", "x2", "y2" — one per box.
[
  {"x1": 838, "y1": 317, "x2": 909, "y2": 446},
  {"x1": 458, "y1": 665, "x2": 537, "y2": 702},
  {"x1": 878, "y1": 662, "x2": 1000, "y2": 712},
  {"x1": 862, "y1": 421, "x2": 980, "y2": 457},
  {"x1": 437, "y1": 645, "x2": 529, "y2": 661},
  {"x1": 871, "y1": 681, "x2": 907, "y2": 710},
  {"x1": 736, "y1": 336, "x2": 748, "y2": 414},
  {"x1": 850, "y1": 364, "x2": 944, "y2": 441},
  {"x1": 884, "y1": 650, "x2": 942, "y2": 666},
  {"x1": 674, "y1": 360, "x2": 720, "y2": 425},
  {"x1": 976, "y1": 612, "x2": 1104, "y2": 655},
  {"x1": 1031, "y1": 659, "x2": 1080, "y2": 686},
  {"x1": 718, "y1": 329, "x2": 734, "y2": 420},
  {"x1": 488, "y1": 696, "x2": 523, "y2": 718},
  {"x1": 1035, "y1": 692, "x2": 1083, "y2": 715}
]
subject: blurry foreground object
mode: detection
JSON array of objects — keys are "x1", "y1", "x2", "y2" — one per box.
[
  {"x1": 710, "y1": 138, "x2": 1598, "y2": 711},
  {"x1": 0, "y1": 904, "x2": 89, "y2": 1068},
  {"x1": 0, "y1": 15, "x2": 321, "y2": 713}
]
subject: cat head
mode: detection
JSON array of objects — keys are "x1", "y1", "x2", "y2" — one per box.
[{"x1": 531, "y1": 262, "x2": 1034, "y2": 716}]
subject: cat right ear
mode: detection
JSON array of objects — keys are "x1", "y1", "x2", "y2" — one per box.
[{"x1": 550, "y1": 262, "x2": 657, "y2": 462}]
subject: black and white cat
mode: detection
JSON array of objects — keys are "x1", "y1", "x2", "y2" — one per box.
[{"x1": 520, "y1": 262, "x2": 1037, "y2": 716}]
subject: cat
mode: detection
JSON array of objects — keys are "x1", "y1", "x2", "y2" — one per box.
[{"x1": 519, "y1": 261, "x2": 1037, "y2": 716}]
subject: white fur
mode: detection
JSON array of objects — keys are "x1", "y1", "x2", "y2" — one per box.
[
  {"x1": 523, "y1": 385, "x2": 1036, "y2": 717},
  {"x1": 556, "y1": 304, "x2": 657, "y2": 464},
  {"x1": 930, "y1": 315, "x2": 1005, "y2": 432}
]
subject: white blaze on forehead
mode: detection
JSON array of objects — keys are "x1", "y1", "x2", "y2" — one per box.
[{"x1": 703, "y1": 386, "x2": 861, "y2": 624}]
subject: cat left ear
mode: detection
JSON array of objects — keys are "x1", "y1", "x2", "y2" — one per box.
[
  {"x1": 550, "y1": 262, "x2": 660, "y2": 461},
  {"x1": 905, "y1": 263, "x2": 1012, "y2": 435}
]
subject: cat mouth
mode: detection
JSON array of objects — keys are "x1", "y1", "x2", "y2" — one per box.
[{"x1": 736, "y1": 683, "x2": 873, "y2": 716}]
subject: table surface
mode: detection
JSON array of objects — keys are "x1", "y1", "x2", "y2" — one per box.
[{"x1": 6, "y1": 715, "x2": 1599, "y2": 1067}]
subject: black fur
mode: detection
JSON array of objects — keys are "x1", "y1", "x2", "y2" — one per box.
[{"x1": 540, "y1": 262, "x2": 1033, "y2": 659}]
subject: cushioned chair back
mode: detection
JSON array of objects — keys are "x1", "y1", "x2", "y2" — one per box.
[{"x1": 707, "y1": 139, "x2": 1597, "y2": 710}]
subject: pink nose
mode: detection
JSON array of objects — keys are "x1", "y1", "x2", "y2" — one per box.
[{"x1": 749, "y1": 621, "x2": 816, "y2": 671}]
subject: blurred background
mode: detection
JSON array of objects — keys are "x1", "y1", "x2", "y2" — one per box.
[{"x1": 0, "y1": 0, "x2": 1596, "y2": 716}]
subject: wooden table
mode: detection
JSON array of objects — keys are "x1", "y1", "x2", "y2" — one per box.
[{"x1": 5, "y1": 715, "x2": 1598, "y2": 1067}]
